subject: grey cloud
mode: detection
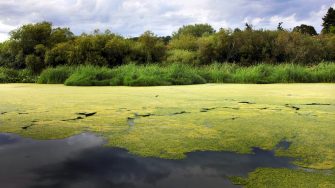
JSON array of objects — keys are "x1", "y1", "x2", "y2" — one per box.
[{"x1": 0, "y1": 0, "x2": 333, "y2": 41}]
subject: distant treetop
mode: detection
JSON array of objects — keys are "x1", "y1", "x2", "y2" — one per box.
[{"x1": 172, "y1": 24, "x2": 215, "y2": 38}]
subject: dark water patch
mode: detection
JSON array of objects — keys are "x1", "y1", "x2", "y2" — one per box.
[
  {"x1": 275, "y1": 140, "x2": 292, "y2": 150},
  {"x1": 303, "y1": 103, "x2": 331, "y2": 106},
  {"x1": 0, "y1": 133, "x2": 20, "y2": 146},
  {"x1": 285, "y1": 104, "x2": 300, "y2": 111},
  {"x1": 171, "y1": 111, "x2": 190, "y2": 115},
  {"x1": 231, "y1": 117, "x2": 239, "y2": 120},
  {"x1": 0, "y1": 133, "x2": 298, "y2": 188},
  {"x1": 238, "y1": 101, "x2": 255, "y2": 104},
  {"x1": 134, "y1": 113, "x2": 153, "y2": 117},
  {"x1": 222, "y1": 107, "x2": 240, "y2": 110},
  {"x1": 76, "y1": 112, "x2": 97, "y2": 117},
  {"x1": 18, "y1": 112, "x2": 29, "y2": 115},
  {"x1": 200, "y1": 107, "x2": 217, "y2": 112},
  {"x1": 22, "y1": 124, "x2": 34, "y2": 130},
  {"x1": 127, "y1": 117, "x2": 136, "y2": 127},
  {"x1": 61, "y1": 116, "x2": 84, "y2": 122}
]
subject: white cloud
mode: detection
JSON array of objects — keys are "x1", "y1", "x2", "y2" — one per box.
[{"x1": 0, "y1": 0, "x2": 333, "y2": 42}]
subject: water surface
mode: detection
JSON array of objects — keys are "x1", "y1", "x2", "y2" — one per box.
[{"x1": 0, "y1": 133, "x2": 296, "y2": 188}]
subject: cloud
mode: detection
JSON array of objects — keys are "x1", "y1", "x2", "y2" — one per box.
[{"x1": 0, "y1": 0, "x2": 334, "y2": 41}]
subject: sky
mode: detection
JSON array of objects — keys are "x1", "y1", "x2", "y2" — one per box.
[{"x1": 0, "y1": 0, "x2": 334, "y2": 41}]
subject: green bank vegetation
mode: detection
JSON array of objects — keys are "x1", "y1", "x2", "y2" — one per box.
[
  {"x1": 1, "y1": 8, "x2": 335, "y2": 85},
  {"x1": 35, "y1": 63, "x2": 335, "y2": 86}
]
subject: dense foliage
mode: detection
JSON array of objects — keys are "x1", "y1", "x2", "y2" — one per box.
[{"x1": 0, "y1": 7, "x2": 335, "y2": 83}]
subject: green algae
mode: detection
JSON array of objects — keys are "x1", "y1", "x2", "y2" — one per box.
[
  {"x1": 0, "y1": 84, "x2": 334, "y2": 171},
  {"x1": 245, "y1": 168, "x2": 335, "y2": 188}
]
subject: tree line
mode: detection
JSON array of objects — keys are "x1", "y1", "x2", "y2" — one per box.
[{"x1": 0, "y1": 7, "x2": 335, "y2": 74}]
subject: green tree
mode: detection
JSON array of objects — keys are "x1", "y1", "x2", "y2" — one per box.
[
  {"x1": 25, "y1": 54, "x2": 44, "y2": 74},
  {"x1": 45, "y1": 42, "x2": 72, "y2": 66},
  {"x1": 277, "y1": 22, "x2": 284, "y2": 31},
  {"x1": 168, "y1": 34, "x2": 198, "y2": 51},
  {"x1": 49, "y1": 27, "x2": 74, "y2": 46},
  {"x1": 173, "y1": 24, "x2": 215, "y2": 38},
  {"x1": 10, "y1": 22, "x2": 52, "y2": 55},
  {"x1": 322, "y1": 7, "x2": 335, "y2": 34},
  {"x1": 245, "y1": 23, "x2": 253, "y2": 31},
  {"x1": 137, "y1": 31, "x2": 166, "y2": 63},
  {"x1": 293, "y1": 24, "x2": 317, "y2": 36},
  {"x1": 104, "y1": 36, "x2": 132, "y2": 66}
]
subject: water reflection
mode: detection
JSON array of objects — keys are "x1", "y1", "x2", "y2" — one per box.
[{"x1": 0, "y1": 133, "x2": 295, "y2": 188}]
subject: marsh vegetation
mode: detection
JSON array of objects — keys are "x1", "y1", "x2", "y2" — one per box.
[{"x1": 0, "y1": 7, "x2": 335, "y2": 86}]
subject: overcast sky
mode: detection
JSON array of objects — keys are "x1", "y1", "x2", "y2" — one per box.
[{"x1": 0, "y1": 0, "x2": 334, "y2": 41}]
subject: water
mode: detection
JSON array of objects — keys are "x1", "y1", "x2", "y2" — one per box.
[{"x1": 0, "y1": 133, "x2": 296, "y2": 188}]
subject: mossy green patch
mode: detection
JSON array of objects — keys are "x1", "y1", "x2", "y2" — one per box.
[
  {"x1": 245, "y1": 168, "x2": 335, "y2": 188},
  {"x1": 0, "y1": 84, "x2": 334, "y2": 170}
]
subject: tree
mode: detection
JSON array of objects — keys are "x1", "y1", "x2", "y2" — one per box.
[
  {"x1": 137, "y1": 31, "x2": 166, "y2": 63},
  {"x1": 45, "y1": 42, "x2": 72, "y2": 66},
  {"x1": 49, "y1": 27, "x2": 74, "y2": 46},
  {"x1": 173, "y1": 24, "x2": 215, "y2": 38},
  {"x1": 10, "y1": 22, "x2": 52, "y2": 55},
  {"x1": 293, "y1": 24, "x2": 317, "y2": 36},
  {"x1": 245, "y1": 23, "x2": 253, "y2": 31},
  {"x1": 168, "y1": 34, "x2": 198, "y2": 51},
  {"x1": 25, "y1": 54, "x2": 44, "y2": 74},
  {"x1": 277, "y1": 22, "x2": 284, "y2": 31},
  {"x1": 322, "y1": 7, "x2": 335, "y2": 34},
  {"x1": 104, "y1": 36, "x2": 132, "y2": 66}
]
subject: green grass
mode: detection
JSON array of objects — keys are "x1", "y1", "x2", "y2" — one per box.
[
  {"x1": 38, "y1": 66, "x2": 76, "y2": 84},
  {"x1": 64, "y1": 63, "x2": 206, "y2": 86},
  {"x1": 245, "y1": 168, "x2": 335, "y2": 188},
  {"x1": 33, "y1": 62, "x2": 335, "y2": 86}
]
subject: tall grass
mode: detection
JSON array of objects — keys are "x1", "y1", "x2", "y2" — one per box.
[
  {"x1": 34, "y1": 62, "x2": 335, "y2": 86},
  {"x1": 64, "y1": 63, "x2": 206, "y2": 86},
  {"x1": 38, "y1": 66, "x2": 76, "y2": 84}
]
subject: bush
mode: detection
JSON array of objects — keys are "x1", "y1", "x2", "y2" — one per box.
[
  {"x1": 25, "y1": 54, "x2": 44, "y2": 74},
  {"x1": 166, "y1": 63, "x2": 206, "y2": 85},
  {"x1": 38, "y1": 66, "x2": 75, "y2": 84},
  {"x1": 64, "y1": 65, "x2": 113, "y2": 86},
  {"x1": 166, "y1": 49, "x2": 198, "y2": 65},
  {"x1": 0, "y1": 67, "x2": 36, "y2": 83}
]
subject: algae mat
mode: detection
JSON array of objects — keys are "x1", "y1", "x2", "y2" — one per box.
[{"x1": 0, "y1": 84, "x2": 334, "y2": 171}]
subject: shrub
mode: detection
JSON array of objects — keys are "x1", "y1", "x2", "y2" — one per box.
[
  {"x1": 166, "y1": 49, "x2": 198, "y2": 65},
  {"x1": 166, "y1": 63, "x2": 206, "y2": 85},
  {"x1": 25, "y1": 54, "x2": 44, "y2": 74},
  {"x1": 64, "y1": 65, "x2": 113, "y2": 86},
  {"x1": 0, "y1": 68, "x2": 36, "y2": 83},
  {"x1": 38, "y1": 66, "x2": 75, "y2": 84}
]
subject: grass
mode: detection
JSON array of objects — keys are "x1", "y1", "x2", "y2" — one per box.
[
  {"x1": 245, "y1": 168, "x2": 335, "y2": 188},
  {"x1": 64, "y1": 63, "x2": 206, "y2": 86},
  {"x1": 33, "y1": 62, "x2": 335, "y2": 86},
  {"x1": 38, "y1": 66, "x2": 76, "y2": 84}
]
